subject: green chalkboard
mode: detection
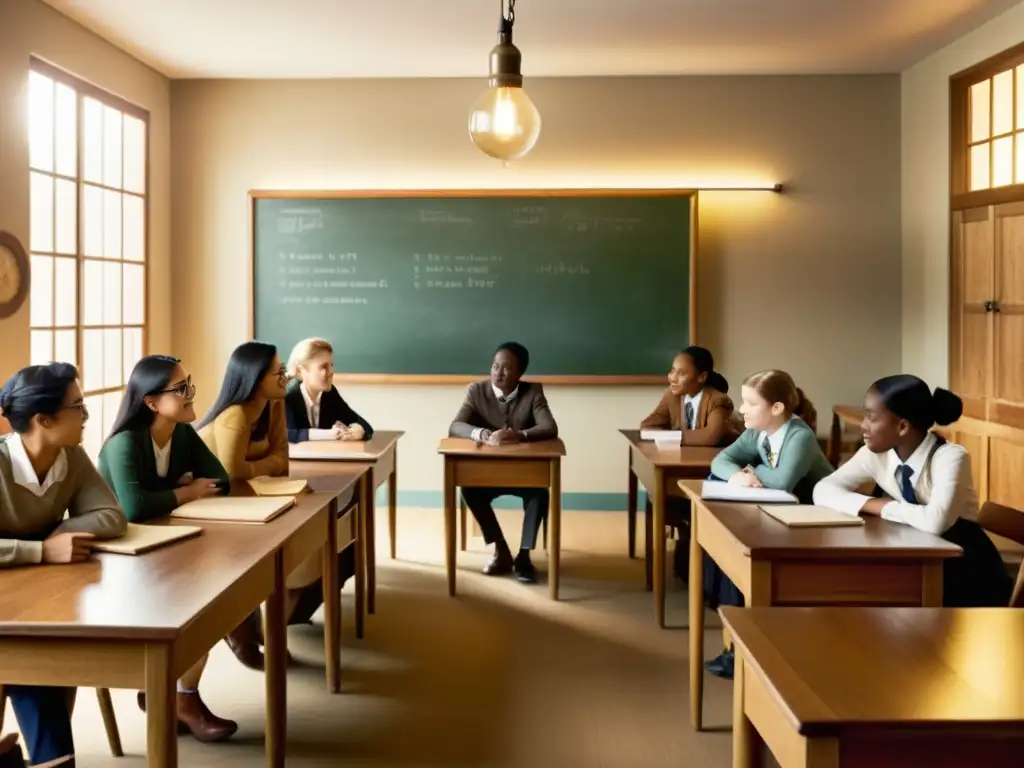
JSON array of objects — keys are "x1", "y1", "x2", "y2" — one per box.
[{"x1": 250, "y1": 191, "x2": 696, "y2": 382}]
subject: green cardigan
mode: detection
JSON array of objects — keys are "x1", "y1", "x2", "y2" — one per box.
[
  {"x1": 709, "y1": 417, "x2": 832, "y2": 504},
  {"x1": 98, "y1": 423, "x2": 230, "y2": 522}
]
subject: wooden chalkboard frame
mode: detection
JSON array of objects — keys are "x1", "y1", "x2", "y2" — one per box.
[{"x1": 249, "y1": 188, "x2": 698, "y2": 385}]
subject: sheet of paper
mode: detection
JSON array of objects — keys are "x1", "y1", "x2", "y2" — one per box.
[
  {"x1": 640, "y1": 429, "x2": 683, "y2": 442},
  {"x1": 88, "y1": 523, "x2": 203, "y2": 555},
  {"x1": 247, "y1": 476, "x2": 309, "y2": 496},
  {"x1": 170, "y1": 496, "x2": 295, "y2": 524},
  {"x1": 289, "y1": 441, "x2": 376, "y2": 460},
  {"x1": 700, "y1": 480, "x2": 798, "y2": 504},
  {"x1": 757, "y1": 505, "x2": 866, "y2": 528}
]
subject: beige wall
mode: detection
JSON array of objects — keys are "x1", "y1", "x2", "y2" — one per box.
[
  {"x1": 0, "y1": 0, "x2": 171, "y2": 383},
  {"x1": 901, "y1": 0, "x2": 1024, "y2": 384},
  {"x1": 172, "y1": 75, "x2": 901, "y2": 493}
]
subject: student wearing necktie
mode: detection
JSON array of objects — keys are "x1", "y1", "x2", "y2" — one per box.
[
  {"x1": 449, "y1": 342, "x2": 559, "y2": 583},
  {"x1": 640, "y1": 346, "x2": 737, "y2": 444},
  {"x1": 704, "y1": 369, "x2": 833, "y2": 679},
  {"x1": 813, "y1": 375, "x2": 1011, "y2": 608}
]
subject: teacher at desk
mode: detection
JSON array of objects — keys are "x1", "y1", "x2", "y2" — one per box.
[{"x1": 449, "y1": 342, "x2": 558, "y2": 584}]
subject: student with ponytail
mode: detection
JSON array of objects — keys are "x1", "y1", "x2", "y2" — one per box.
[
  {"x1": 814, "y1": 375, "x2": 1011, "y2": 608},
  {"x1": 641, "y1": 346, "x2": 737, "y2": 446}
]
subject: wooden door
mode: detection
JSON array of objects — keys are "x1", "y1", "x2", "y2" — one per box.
[
  {"x1": 991, "y1": 201, "x2": 1024, "y2": 429},
  {"x1": 950, "y1": 206, "x2": 994, "y2": 420}
]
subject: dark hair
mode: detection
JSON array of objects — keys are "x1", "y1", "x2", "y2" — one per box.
[
  {"x1": 0, "y1": 363, "x2": 79, "y2": 433},
  {"x1": 496, "y1": 341, "x2": 530, "y2": 373},
  {"x1": 744, "y1": 369, "x2": 817, "y2": 430},
  {"x1": 871, "y1": 374, "x2": 962, "y2": 432},
  {"x1": 107, "y1": 355, "x2": 182, "y2": 439},
  {"x1": 680, "y1": 346, "x2": 729, "y2": 394},
  {"x1": 197, "y1": 341, "x2": 278, "y2": 440}
]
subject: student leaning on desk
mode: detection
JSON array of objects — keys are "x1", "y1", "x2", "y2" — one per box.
[
  {"x1": 97, "y1": 355, "x2": 237, "y2": 742},
  {"x1": 0, "y1": 363, "x2": 127, "y2": 767},
  {"x1": 814, "y1": 374, "x2": 1012, "y2": 608},
  {"x1": 284, "y1": 337, "x2": 373, "y2": 443},
  {"x1": 449, "y1": 341, "x2": 558, "y2": 584}
]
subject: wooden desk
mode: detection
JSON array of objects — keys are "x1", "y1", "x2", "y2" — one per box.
[
  {"x1": 721, "y1": 607, "x2": 1024, "y2": 768},
  {"x1": 0, "y1": 490, "x2": 338, "y2": 768},
  {"x1": 679, "y1": 481, "x2": 962, "y2": 732},
  {"x1": 438, "y1": 438, "x2": 565, "y2": 600},
  {"x1": 289, "y1": 430, "x2": 404, "y2": 616},
  {"x1": 620, "y1": 430, "x2": 718, "y2": 627},
  {"x1": 826, "y1": 405, "x2": 866, "y2": 468}
]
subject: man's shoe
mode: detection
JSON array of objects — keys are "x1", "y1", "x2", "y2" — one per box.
[
  {"x1": 513, "y1": 552, "x2": 537, "y2": 584},
  {"x1": 704, "y1": 648, "x2": 735, "y2": 679}
]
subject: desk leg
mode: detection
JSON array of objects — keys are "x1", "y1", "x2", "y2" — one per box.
[
  {"x1": 389, "y1": 446, "x2": 398, "y2": 560},
  {"x1": 144, "y1": 643, "x2": 176, "y2": 768},
  {"x1": 652, "y1": 468, "x2": 666, "y2": 628},
  {"x1": 365, "y1": 468, "x2": 377, "y2": 615},
  {"x1": 265, "y1": 553, "x2": 287, "y2": 768},
  {"x1": 323, "y1": 500, "x2": 341, "y2": 693},
  {"x1": 689, "y1": 505, "x2": 704, "y2": 731},
  {"x1": 732, "y1": 653, "x2": 762, "y2": 768},
  {"x1": 549, "y1": 458, "x2": 562, "y2": 601},
  {"x1": 354, "y1": 488, "x2": 366, "y2": 640},
  {"x1": 922, "y1": 562, "x2": 944, "y2": 606},
  {"x1": 627, "y1": 453, "x2": 638, "y2": 559},
  {"x1": 444, "y1": 458, "x2": 457, "y2": 596}
]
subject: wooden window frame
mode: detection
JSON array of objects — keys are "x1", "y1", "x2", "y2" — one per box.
[
  {"x1": 951, "y1": 41, "x2": 1024, "y2": 209},
  {"x1": 28, "y1": 57, "x2": 150, "y2": 448}
]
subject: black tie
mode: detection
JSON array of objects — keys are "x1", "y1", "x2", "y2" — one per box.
[
  {"x1": 683, "y1": 401, "x2": 694, "y2": 429},
  {"x1": 896, "y1": 465, "x2": 917, "y2": 503},
  {"x1": 762, "y1": 436, "x2": 774, "y2": 467},
  {"x1": 498, "y1": 395, "x2": 511, "y2": 428}
]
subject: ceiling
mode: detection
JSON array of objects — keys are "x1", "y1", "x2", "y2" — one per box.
[{"x1": 42, "y1": 0, "x2": 1023, "y2": 78}]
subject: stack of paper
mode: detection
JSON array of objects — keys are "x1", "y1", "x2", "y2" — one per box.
[
  {"x1": 248, "y1": 476, "x2": 308, "y2": 496},
  {"x1": 700, "y1": 480, "x2": 798, "y2": 504},
  {"x1": 758, "y1": 505, "x2": 865, "y2": 528},
  {"x1": 170, "y1": 496, "x2": 296, "y2": 524},
  {"x1": 640, "y1": 429, "x2": 683, "y2": 442},
  {"x1": 88, "y1": 523, "x2": 203, "y2": 555}
]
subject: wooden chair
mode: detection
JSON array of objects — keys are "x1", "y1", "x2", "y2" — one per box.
[
  {"x1": 0, "y1": 686, "x2": 123, "y2": 757},
  {"x1": 977, "y1": 500, "x2": 1024, "y2": 607}
]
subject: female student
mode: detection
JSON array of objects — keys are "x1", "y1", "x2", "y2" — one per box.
[
  {"x1": 284, "y1": 337, "x2": 374, "y2": 443},
  {"x1": 813, "y1": 375, "x2": 1011, "y2": 608},
  {"x1": 97, "y1": 355, "x2": 237, "y2": 742},
  {"x1": 641, "y1": 346, "x2": 736, "y2": 445},
  {"x1": 196, "y1": 341, "x2": 289, "y2": 670},
  {"x1": 704, "y1": 369, "x2": 832, "y2": 679},
  {"x1": 0, "y1": 363, "x2": 127, "y2": 766}
]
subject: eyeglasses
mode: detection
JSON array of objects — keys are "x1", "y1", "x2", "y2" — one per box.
[
  {"x1": 154, "y1": 377, "x2": 196, "y2": 399},
  {"x1": 58, "y1": 403, "x2": 89, "y2": 419},
  {"x1": 273, "y1": 366, "x2": 289, "y2": 383}
]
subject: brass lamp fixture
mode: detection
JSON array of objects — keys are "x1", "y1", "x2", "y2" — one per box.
[{"x1": 468, "y1": 0, "x2": 541, "y2": 162}]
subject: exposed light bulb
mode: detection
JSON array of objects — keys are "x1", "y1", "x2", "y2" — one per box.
[{"x1": 469, "y1": 2, "x2": 541, "y2": 163}]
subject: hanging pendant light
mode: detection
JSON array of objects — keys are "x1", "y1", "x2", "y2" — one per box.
[{"x1": 468, "y1": 0, "x2": 541, "y2": 163}]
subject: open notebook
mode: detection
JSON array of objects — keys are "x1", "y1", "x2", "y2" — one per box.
[
  {"x1": 247, "y1": 476, "x2": 309, "y2": 496},
  {"x1": 758, "y1": 505, "x2": 866, "y2": 528},
  {"x1": 169, "y1": 496, "x2": 296, "y2": 524},
  {"x1": 88, "y1": 523, "x2": 203, "y2": 555},
  {"x1": 701, "y1": 480, "x2": 798, "y2": 504}
]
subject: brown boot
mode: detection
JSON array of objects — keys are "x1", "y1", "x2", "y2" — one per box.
[
  {"x1": 176, "y1": 691, "x2": 238, "y2": 742},
  {"x1": 135, "y1": 692, "x2": 191, "y2": 734},
  {"x1": 225, "y1": 619, "x2": 265, "y2": 671}
]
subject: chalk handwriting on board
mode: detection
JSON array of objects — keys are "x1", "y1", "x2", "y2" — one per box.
[
  {"x1": 537, "y1": 261, "x2": 591, "y2": 276},
  {"x1": 277, "y1": 208, "x2": 324, "y2": 234},
  {"x1": 511, "y1": 205, "x2": 546, "y2": 225},
  {"x1": 560, "y1": 210, "x2": 642, "y2": 233},
  {"x1": 420, "y1": 210, "x2": 473, "y2": 224}
]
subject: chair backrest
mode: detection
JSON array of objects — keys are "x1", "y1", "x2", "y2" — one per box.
[{"x1": 977, "y1": 501, "x2": 1024, "y2": 607}]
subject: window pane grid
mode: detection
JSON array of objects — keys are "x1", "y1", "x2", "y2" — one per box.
[{"x1": 28, "y1": 62, "x2": 148, "y2": 425}]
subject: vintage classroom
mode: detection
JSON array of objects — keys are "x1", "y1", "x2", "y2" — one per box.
[{"x1": 1, "y1": 1, "x2": 1024, "y2": 766}]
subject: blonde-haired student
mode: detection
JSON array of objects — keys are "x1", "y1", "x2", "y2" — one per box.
[
  {"x1": 704, "y1": 369, "x2": 832, "y2": 680},
  {"x1": 813, "y1": 375, "x2": 1011, "y2": 607},
  {"x1": 284, "y1": 338, "x2": 373, "y2": 443},
  {"x1": 641, "y1": 345, "x2": 737, "y2": 446}
]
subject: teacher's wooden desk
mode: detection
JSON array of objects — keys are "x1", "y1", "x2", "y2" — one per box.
[
  {"x1": 679, "y1": 480, "x2": 962, "y2": 732},
  {"x1": 721, "y1": 606, "x2": 1024, "y2": 768},
  {"x1": 439, "y1": 438, "x2": 565, "y2": 600}
]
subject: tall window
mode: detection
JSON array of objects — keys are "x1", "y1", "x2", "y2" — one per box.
[
  {"x1": 28, "y1": 60, "x2": 148, "y2": 458},
  {"x1": 966, "y1": 66, "x2": 1024, "y2": 190}
]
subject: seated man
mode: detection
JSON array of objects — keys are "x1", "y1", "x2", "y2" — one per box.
[{"x1": 449, "y1": 342, "x2": 558, "y2": 583}]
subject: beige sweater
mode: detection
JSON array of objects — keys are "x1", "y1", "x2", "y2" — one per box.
[
  {"x1": 0, "y1": 436, "x2": 127, "y2": 566},
  {"x1": 198, "y1": 401, "x2": 289, "y2": 481}
]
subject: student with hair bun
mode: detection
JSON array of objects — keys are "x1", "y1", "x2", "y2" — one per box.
[
  {"x1": 814, "y1": 374, "x2": 1011, "y2": 608},
  {"x1": 641, "y1": 346, "x2": 737, "y2": 446}
]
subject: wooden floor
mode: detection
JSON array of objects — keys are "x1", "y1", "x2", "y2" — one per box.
[{"x1": 29, "y1": 508, "x2": 736, "y2": 767}]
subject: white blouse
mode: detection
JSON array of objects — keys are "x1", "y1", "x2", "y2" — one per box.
[{"x1": 812, "y1": 432, "x2": 977, "y2": 536}]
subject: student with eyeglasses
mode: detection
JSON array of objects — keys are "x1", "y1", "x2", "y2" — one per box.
[
  {"x1": 0, "y1": 363, "x2": 127, "y2": 767},
  {"x1": 196, "y1": 341, "x2": 290, "y2": 671},
  {"x1": 97, "y1": 355, "x2": 237, "y2": 742}
]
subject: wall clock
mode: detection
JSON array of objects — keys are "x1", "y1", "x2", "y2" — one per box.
[{"x1": 0, "y1": 231, "x2": 30, "y2": 319}]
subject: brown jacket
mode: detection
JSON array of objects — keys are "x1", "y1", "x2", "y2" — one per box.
[
  {"x1": 198, "y1": 401, "x2": 289, "y2": 480},
  {"x1": 449, "y1": 381, "x2": 558, "y2": 441},
  {"x1": 640, "y1": 386, "x2": 737, "y2": 446}
]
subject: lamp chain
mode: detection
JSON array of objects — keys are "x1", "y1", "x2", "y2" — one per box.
[{"x1": 504, "y1": 0, "x2": 515, "y2": 26}]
